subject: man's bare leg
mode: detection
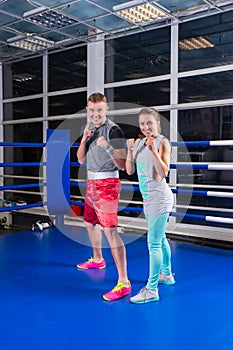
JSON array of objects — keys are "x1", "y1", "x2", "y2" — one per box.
[
  {"x1": 84, "y1": 221, "x2": 103, "y2": 262},
  {"x1": 104, "y1": 227, "x2": 128, "y2": 284}
]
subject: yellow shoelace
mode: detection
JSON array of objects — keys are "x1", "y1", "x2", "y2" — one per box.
[{"x1": 112, "y1": 282, "x2": 129, "y2": 292}]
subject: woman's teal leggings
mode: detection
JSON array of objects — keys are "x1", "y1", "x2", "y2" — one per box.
[{"x1": 145, "y1": 212, "x2": 171, "y2": 290}]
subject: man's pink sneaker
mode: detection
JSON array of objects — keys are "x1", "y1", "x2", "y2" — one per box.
[
  {"x1": 76, "y1": 258, "x2": 106, "y2": 270},
  {"x1": 103, "y1": 281, "x2": 131, "y2": 301}
]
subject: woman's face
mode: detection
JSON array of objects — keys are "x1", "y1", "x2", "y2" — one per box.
[{"x1": 139, "y1": 114, "x2": 159, "y2": 138}]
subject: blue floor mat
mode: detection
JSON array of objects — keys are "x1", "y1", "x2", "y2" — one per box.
[{"x1": 0, "y1": 226, "x2": 233, "y2": 350}]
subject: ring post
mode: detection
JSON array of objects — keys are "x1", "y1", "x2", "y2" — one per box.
[{"x1": 46, "y1": 129, "x2": 70, "y2": 227}]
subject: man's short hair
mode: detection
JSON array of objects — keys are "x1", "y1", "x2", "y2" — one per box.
[{"x1": 87, "y1": 92, "x2": 107, "y2": 104}]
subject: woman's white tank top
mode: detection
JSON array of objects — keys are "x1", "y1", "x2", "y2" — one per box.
[{"x1": 135, "y1": 135, "x2": 174, "y2": 215}]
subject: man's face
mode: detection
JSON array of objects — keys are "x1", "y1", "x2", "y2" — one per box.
[{"x1": 86, "y1": 101, "x2": 108, "y2": 128}]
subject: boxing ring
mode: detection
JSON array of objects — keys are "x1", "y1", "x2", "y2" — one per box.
[
  {"x1": 1, "y1": 133, "x2": 233, "y2": 350},
  {"x1": 0, "y1": 134, "x2": 233, "y2": 240}
]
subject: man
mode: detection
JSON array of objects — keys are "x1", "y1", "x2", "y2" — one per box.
[{"x1": 76, "y1": 92, "x2": 131, "y2": 301}]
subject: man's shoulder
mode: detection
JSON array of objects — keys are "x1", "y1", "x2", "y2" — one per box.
[
  {"x1": 106, "y1": 119, "x2": 124, "y2": 137},
  {"x1": 107, "y1": 118, "x2": 121, "y2": 129}
]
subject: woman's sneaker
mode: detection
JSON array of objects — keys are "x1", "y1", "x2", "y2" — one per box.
[
  {"x1": 130, "y1": 287, "x2": 159, "y2": 304},
  {"x1": 76, "y1": 258, "x2": 106, "y2": 270},
  {"x1": 103, "y1": 281, "x2": 131, "y2": 301},
  {"x1": 158, "y1": 273, "x2": 176, "y2": 285}
]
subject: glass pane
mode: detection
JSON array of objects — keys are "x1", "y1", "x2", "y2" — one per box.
[
  {"x1": 105, "y1": 80, "x2": 170, "y2": 106},
  {"x1": 3, "y1": 57, "x2": 42, "y2": 99},
  {"x1": 48, "y1": 46, "x2": 87, "y2": 92},
  {"x1": 6, "y1": 20, "x2": 48, "y2": 35},
  {"x1": 0, "y1": 0, "x2": 33, "y2": 17},
  {"x1": 3, "y1": 123, "x2": 43, "y2": 204},
  {"x1": 59, "y1": 23, "x2": 90, "y2": 37},
  {"x1": 64, "y1": 0, "x2": 108, "y2": 21},
  {"x1": 91, "y1": 0, "x2": 130, "y2": 11},
  {"x1": 177, "y1": 106, "x2": 233, "y2": 228},
  {"x1": 159, "y1": 0, "x2": 206, "y2": 12},
  {"x1": 179, "y1": 71, "x2": 233, "y2": 103},
  {"x1": 49, "y1": 91, "x2": 87, "y2": 116},
  {"x1": 179, "y1": 10, "x2": 233, "y2": 71},
  {"x1": 32, "y1": 0, "x2": 72, "y2": 6},
  {"x1": 3, "y1": 99, "x2": 42, "y2": 121},
  {"x1": 86, "y1": 14, "x2": 129, "y2": 31},
  {"x1": 178, "y1": 106, "x2": 232, "y2": 187},
  {"x1": 105, "y1": 27, "x2": 170, "y2": 83},
  {"x1": 178, "y1": 106, "x2": 233, "y2": 184}
]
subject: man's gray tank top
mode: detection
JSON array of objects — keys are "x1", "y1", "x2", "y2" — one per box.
[
  {"x1": 135, "y1": 135, "x2": 174, "y2": 215},
  {"x1": 86, "y1": 119, "x2": 121, "y2": 173}
]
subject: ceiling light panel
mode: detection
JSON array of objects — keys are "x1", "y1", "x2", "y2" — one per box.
[
  {"x1": 8, "y1": 35, "x2": 54, "y2": 51},
  {"x1": 13, "y1": 73, "x2": 34, "y2": 82},
  {"x1": 179, "y1": 36, "x2": 214, "y2": 50},
  {"x1": 25, "y1": 9, "x2": 78, "y2": 30},
  {"x1": 115, "y1": 3, "x2": 168, "y2": 24}
]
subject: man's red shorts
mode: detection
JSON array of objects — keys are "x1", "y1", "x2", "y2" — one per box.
[{"x1": 84, "y1": 178, "x2": 121, "y2": 228}]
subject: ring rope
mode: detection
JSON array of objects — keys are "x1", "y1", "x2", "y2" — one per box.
[
  {"x1": 170, "y1": 163, "x2": 233, "y2": 170},
  {"x1": 172, "y1": 189, "x2": 233, "y2": 198},
  {"x1": 0, "y1": 183, "x2": 45, "y2": 191},
  {"x1": 0, "y1": 202, "x2": 45, "y2": 212},
  {"x1": 172, "y1": 212, "x2": 233, "y2": 225},
  {"x1": 4, "y1": 190, "x2": 42, "y2": 196},
  {"x1": 2, "y1": 140, "x2": 232, "y2": 148},
  {"x1": 70, "y1": 195, "x2": 233, "y2": 214},
  {"x1": 71, "y1": 200, "x2": 233, "y2": 225},
  {"x1": 71, "y1": 162, "x2": 233, "y2": 171},
  {"x1": 0, "y1": 162, "x2": 45, "y2": 167},
  {"x1": 1, "y1": 140, "x2": 232, "y2": 229},
  {"x1": 172, "y1": 140, "x2": 233, "y2": 147},
  {"x1": 70, "y1": 181, "x2": 233, "y2": 199},
  {"x1": 169, "y1": 183, "x2": 233, "y2": 190},
  {"x1": 0, "y1": 142, "x2": 45, "y2": 147},
  {"x1": 70, "y1": 141, "x2": 233, "y2": 148},
  {"x1": 175, "y1": 204, "x2": 233, "y2": 214},
  {"x1": 1, "y1": 175, "x2": 45, "y2": 180}
]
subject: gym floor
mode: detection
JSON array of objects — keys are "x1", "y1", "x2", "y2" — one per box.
[{"x1": 1, "y1": 225, "x2": 233, "y2": 350}]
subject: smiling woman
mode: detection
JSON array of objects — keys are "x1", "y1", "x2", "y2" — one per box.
[{"x1": 125, "y1": 106, "x2": 175, "y2": 304}]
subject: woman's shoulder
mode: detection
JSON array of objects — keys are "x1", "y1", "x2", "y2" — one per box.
[
  {"x1": 161, "y1": 135, "x2": 170, "y2": 143},
  {"x1": 158, "y1": 134, "x2": 169, "y2": 143},
  {"x1": 135, "y1": 137, "x2": 145, "y2": 148},
  {"x1": 135, "y1": 137, "x2": 142, "y2": 144},
  {"x1": 158, "y1": 135, "x2": 171, "y2": 151}
]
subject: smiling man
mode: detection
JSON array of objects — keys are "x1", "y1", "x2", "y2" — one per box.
[{"x1": 76, "y1": 92, "x2": 131, "y2": 301}]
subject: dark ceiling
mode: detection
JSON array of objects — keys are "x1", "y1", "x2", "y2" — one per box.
[{"x1": 1, "y1": 0, "x2": 233, "y2": 63}]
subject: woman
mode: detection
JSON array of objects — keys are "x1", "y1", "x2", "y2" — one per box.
[{"x1": 126, "y1": 107, "x2": 175, "y2": 304}]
